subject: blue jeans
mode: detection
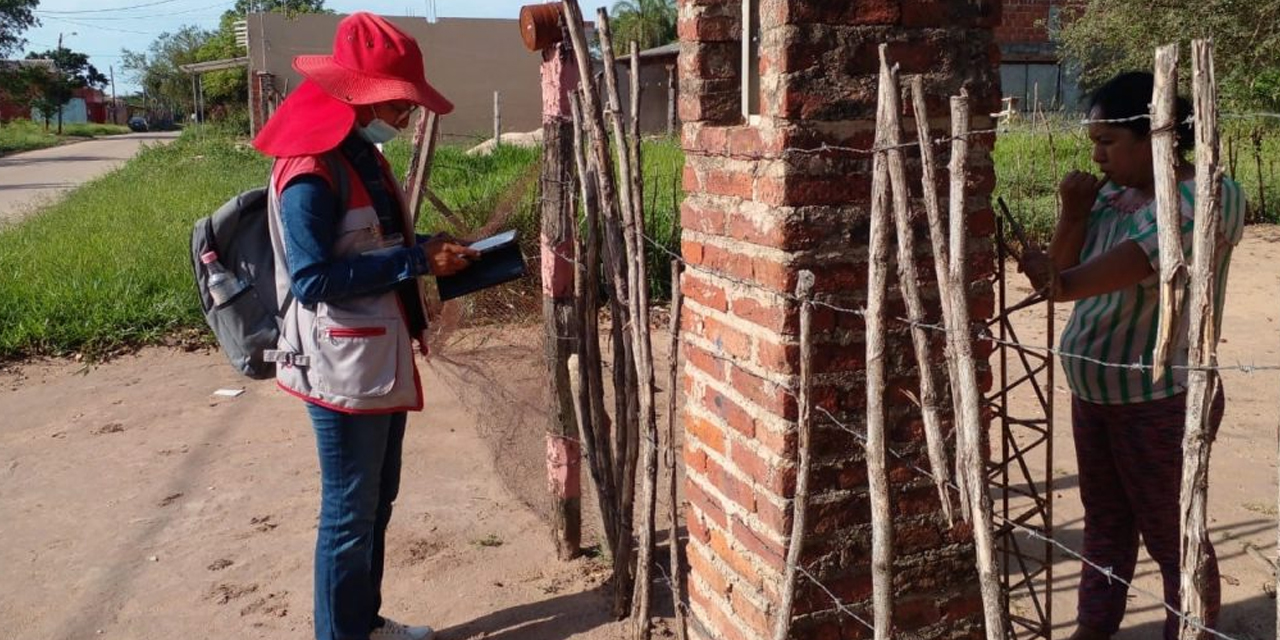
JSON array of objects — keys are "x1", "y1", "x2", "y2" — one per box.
[{"x1": 307, "y1": 404, "x2": 406, "y2": 640}]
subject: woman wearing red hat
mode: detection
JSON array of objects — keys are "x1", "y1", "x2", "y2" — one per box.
[{"x1": 252, "y1": 12, "x2": 477, "y2": 640}]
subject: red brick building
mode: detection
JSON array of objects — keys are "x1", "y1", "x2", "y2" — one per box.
[{"x1": 994, "y1": 0, "x2": 1083, "y2": 110}]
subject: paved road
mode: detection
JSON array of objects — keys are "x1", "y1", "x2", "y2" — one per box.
[{"x1": 0, "y1": 131, "x2": 181, "y2": 225}]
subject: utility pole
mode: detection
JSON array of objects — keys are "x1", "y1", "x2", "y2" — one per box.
[{"x1": 109, "y1": 65, "x2": 117, "y2": 124}]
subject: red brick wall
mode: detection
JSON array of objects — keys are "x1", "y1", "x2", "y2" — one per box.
[
  {"x1": 995, "y1": 0, "x2": 1053, "y2": 44},
  {"x1": 678, "y1": 1, "x2": 1000, "y2": 638}
]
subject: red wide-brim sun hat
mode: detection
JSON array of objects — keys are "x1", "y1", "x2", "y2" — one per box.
[
  {"x1": 293, "y1": 12, "x2": 453, "y2": 114},
  {"x1": 253, "y1": 12, "x2": 453, "y2": 158}
]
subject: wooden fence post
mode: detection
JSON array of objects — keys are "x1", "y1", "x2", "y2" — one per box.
[
  {"x1": 948, "y1": 90, "x2": 1008, "y2": 640},
  {"x1": 867, "y1": 50, "x2": 896, "y2": 638},
  {"x1": 541, "y1": 47, "x2": 583, "y2": 561},
  {"x1": 1152, "y1": 44, "x2": 1186, "y2": 379},
  {"x1": 494, "y1": 90, "x2": 502, "y2": 147},
  {"x1": 1178, "y1": 38, "x2": 1223, "y2": 640}
]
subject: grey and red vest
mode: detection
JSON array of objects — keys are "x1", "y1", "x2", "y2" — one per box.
[{"x1": 265, "y1": 147, "x2": 428, "y2": 414}]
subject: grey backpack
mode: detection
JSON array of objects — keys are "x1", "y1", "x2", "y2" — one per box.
[{"x1": 190, "y1": 156, "x2": 349, "y2": 379}]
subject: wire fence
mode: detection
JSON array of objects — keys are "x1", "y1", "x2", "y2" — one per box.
[{"x1": 415, "y1": 90, "x2": 1280, "y2": 638}]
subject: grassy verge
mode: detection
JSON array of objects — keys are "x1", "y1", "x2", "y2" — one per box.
[
  {"x1": 0, "y1": 119, "x2": 132, "y2": 156},
  {"x1": 0, "y1": 128, "x2": 685, "y2": 360}
]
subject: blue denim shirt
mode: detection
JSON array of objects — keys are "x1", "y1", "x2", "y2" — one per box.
[{"x1": 278, "y1": 175, "x2": 432, "y2": 306}]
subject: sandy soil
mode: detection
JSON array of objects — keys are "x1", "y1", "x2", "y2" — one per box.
[{"x1": 3, "y1": 228, "x2": 1280, "y2": 640}]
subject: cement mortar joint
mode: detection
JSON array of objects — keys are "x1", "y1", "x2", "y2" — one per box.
[
  {"x1": 683, "y1": 229, "x2": 794, "y2": 265},
  {"x1": 686, "y1": 553, "x2": 774, "y2": 640},
  {"x1": 685, "y1": 465, "x2": 783, "y2": 544},
  {"x1": 691, "y1": 513, "x2": 788, "y2": 588},
  {"x1": 683, "y1": 362, "x2": 794, "y2": 436},
  {"x1": 685, "y1": 296, "x2": 795, "y2": 345},
  {"x1": 687, "y1": 431, "x2": 791, "y2": 517}
]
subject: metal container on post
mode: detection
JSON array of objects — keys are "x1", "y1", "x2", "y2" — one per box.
[{"x1": 519, "y1": 3, "x2": 564, "y2": 52}]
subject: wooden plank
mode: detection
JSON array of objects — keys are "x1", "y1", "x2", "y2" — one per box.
[
  {"x1": 772, "y1": 270, "x2": 816, "y2": 640},
  {"x1": 1151, "y1": 44, "x2": 1186, "y2": 379},
  {"x1": 1178, "y1": 38, "x2": 1222, "y2": 640},
  {"x1": 866, "y1": 48, "x2": 896, "y2": 638}
]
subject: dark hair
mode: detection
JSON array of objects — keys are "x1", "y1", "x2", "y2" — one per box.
[{"x1": 1088, "y1": 71, "x2": 1194, "y2": 154}]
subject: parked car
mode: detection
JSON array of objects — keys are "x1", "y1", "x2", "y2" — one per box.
[{"x1": 127, "y1": 116, "x2": 148, "y2": 132}]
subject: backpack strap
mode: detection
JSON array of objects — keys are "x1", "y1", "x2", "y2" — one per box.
[{"x1": 275, "y1": 152, "x2": 354, "y2": 319}]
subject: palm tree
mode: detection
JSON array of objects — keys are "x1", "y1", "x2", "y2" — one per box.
[{"x1": 609, "y1": 0, "x2": 677, "y2": 51}]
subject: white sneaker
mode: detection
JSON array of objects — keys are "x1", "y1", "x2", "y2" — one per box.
[{"x1": 369, "y1": 618, "x2": 435, "y2": 640}]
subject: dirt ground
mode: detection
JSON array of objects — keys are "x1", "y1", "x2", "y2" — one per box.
[{"x1": 4, "y1": 228, "x2": 1280, "y2": 640}]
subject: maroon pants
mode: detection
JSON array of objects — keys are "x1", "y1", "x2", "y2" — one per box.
[{"x1": 1072, "y1": 391, "x2": 1223, "y2": 638}]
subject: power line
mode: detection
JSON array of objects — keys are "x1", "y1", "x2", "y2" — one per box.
[
  {"x1": 40, "y1": 15, "x2": 160, "y2": 35},
  {"x1": 36, "y1": 4, "x2": 231, "y2": 21},
  {"x1": 36, "y1": 0, "x2": 192, "y2": 15}
]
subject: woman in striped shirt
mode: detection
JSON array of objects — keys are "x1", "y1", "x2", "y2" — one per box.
[{"x1": 1021, "y1": 72, "x2": 1246, "y2": 640}]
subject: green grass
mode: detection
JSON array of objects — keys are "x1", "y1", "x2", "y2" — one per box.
[
  {"x1": 994, "y1": 117, "x2": 1280, "y2": 246},
  {"x1": 0, "y1": 118, "x2": 131, "y2": 156},
  {"x1": 0, "y1": 131, "x2": 268, "y2": 360}
]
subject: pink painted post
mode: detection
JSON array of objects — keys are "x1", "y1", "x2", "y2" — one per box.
[{"x1": 540, "y1": 38, "x2": 584, "y2": 560}]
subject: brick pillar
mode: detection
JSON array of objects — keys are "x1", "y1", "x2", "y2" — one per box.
[{"x1": 677, "y1": 1, "x2": 1001, "y2": 639}]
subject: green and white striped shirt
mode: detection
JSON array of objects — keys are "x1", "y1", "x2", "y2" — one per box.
[{"x1": 1059, "y1": 178, "x2": 1247, "y2": 404}]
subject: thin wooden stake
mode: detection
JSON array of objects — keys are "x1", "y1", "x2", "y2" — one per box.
[
  {"x1": 1178, "y1": 38, "x2": 1222, "y2": 640},
  {"x1": 628, "y1": 38, "x2": 660, "y2": 640},
  {"x1": 773, "y1": 270, "x2": 816, "y2": 640},
  {"x1": 665, "y1": 259, "x2": 689, "y2": 640},
  {"x1": 949, "y1": 91, "x2": 1008, "y2": 640},
  {"x1": 949, "y1": 90, "x2": 973, "y2": 518},
  {"x1": 571, "y1": 92, "x2": 621, "y2": 559},
  {"x1": 423, "y1": 188, "x2": 468, "y2": 233},
  {"x1": 867, "y1": 50, "x2": 896, "y2": 638},
  {"x1": 910, "y1": 77, "x2": 962, "y2": 527},
  {"x1": 883, "y1": 61, "x2": 953, "y2": 525},
  {"x1": 1152, "y1": 43, "x2": 1186, "y2": 380}
]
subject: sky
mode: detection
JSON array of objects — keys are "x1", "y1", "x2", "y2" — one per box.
[{"x1": 17, "y1": 0, "x2": 614, "y2": 95}]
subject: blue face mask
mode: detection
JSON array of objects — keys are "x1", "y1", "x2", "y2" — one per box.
[{"x1": 357, "y1": 117, "x2": 399, "y2": 144}]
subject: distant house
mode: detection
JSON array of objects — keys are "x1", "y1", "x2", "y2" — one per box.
[
  {"x1": 0, "y1": 59, "x2": 111, "y2": 125},
  {"x1": 995, "y1": 0, "x2": 1084, "y2": 112},
  {"x1": 615, "y1": 43, "x2": 679, "y2": 136},
  {"x1": 0, "y1": 59, "x2": 54, "y2": 121},
  {"x1": 245, "y1": 13, "x2": 543, "y2": 138}
]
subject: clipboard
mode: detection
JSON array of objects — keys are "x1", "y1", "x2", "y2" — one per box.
[{"x1": 435, "y1": 230, "x2": 528, "y2": 301}]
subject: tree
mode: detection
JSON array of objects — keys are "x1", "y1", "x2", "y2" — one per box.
[
  {"x1": 1059, "y1": 0, "x2": 1280, "y2": 111},
  {"x1": 609, "y1": 0, "x2": 676, "y2": 51},
  {"x1": 230, "y1": 0, "x2": 327, "y2": 16},
  {"x1": 0, "y1": 0, "x2": 39, "y2": 58},
  {"x1": 0, "y1": 61, "x2": 51, "y2": 123},
  {"x1": 26, "y1": 48, "x2": 109, "y2": 133},
  {"x1": 122, "y1": 26, "x2": 215, "y2": 122}
]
